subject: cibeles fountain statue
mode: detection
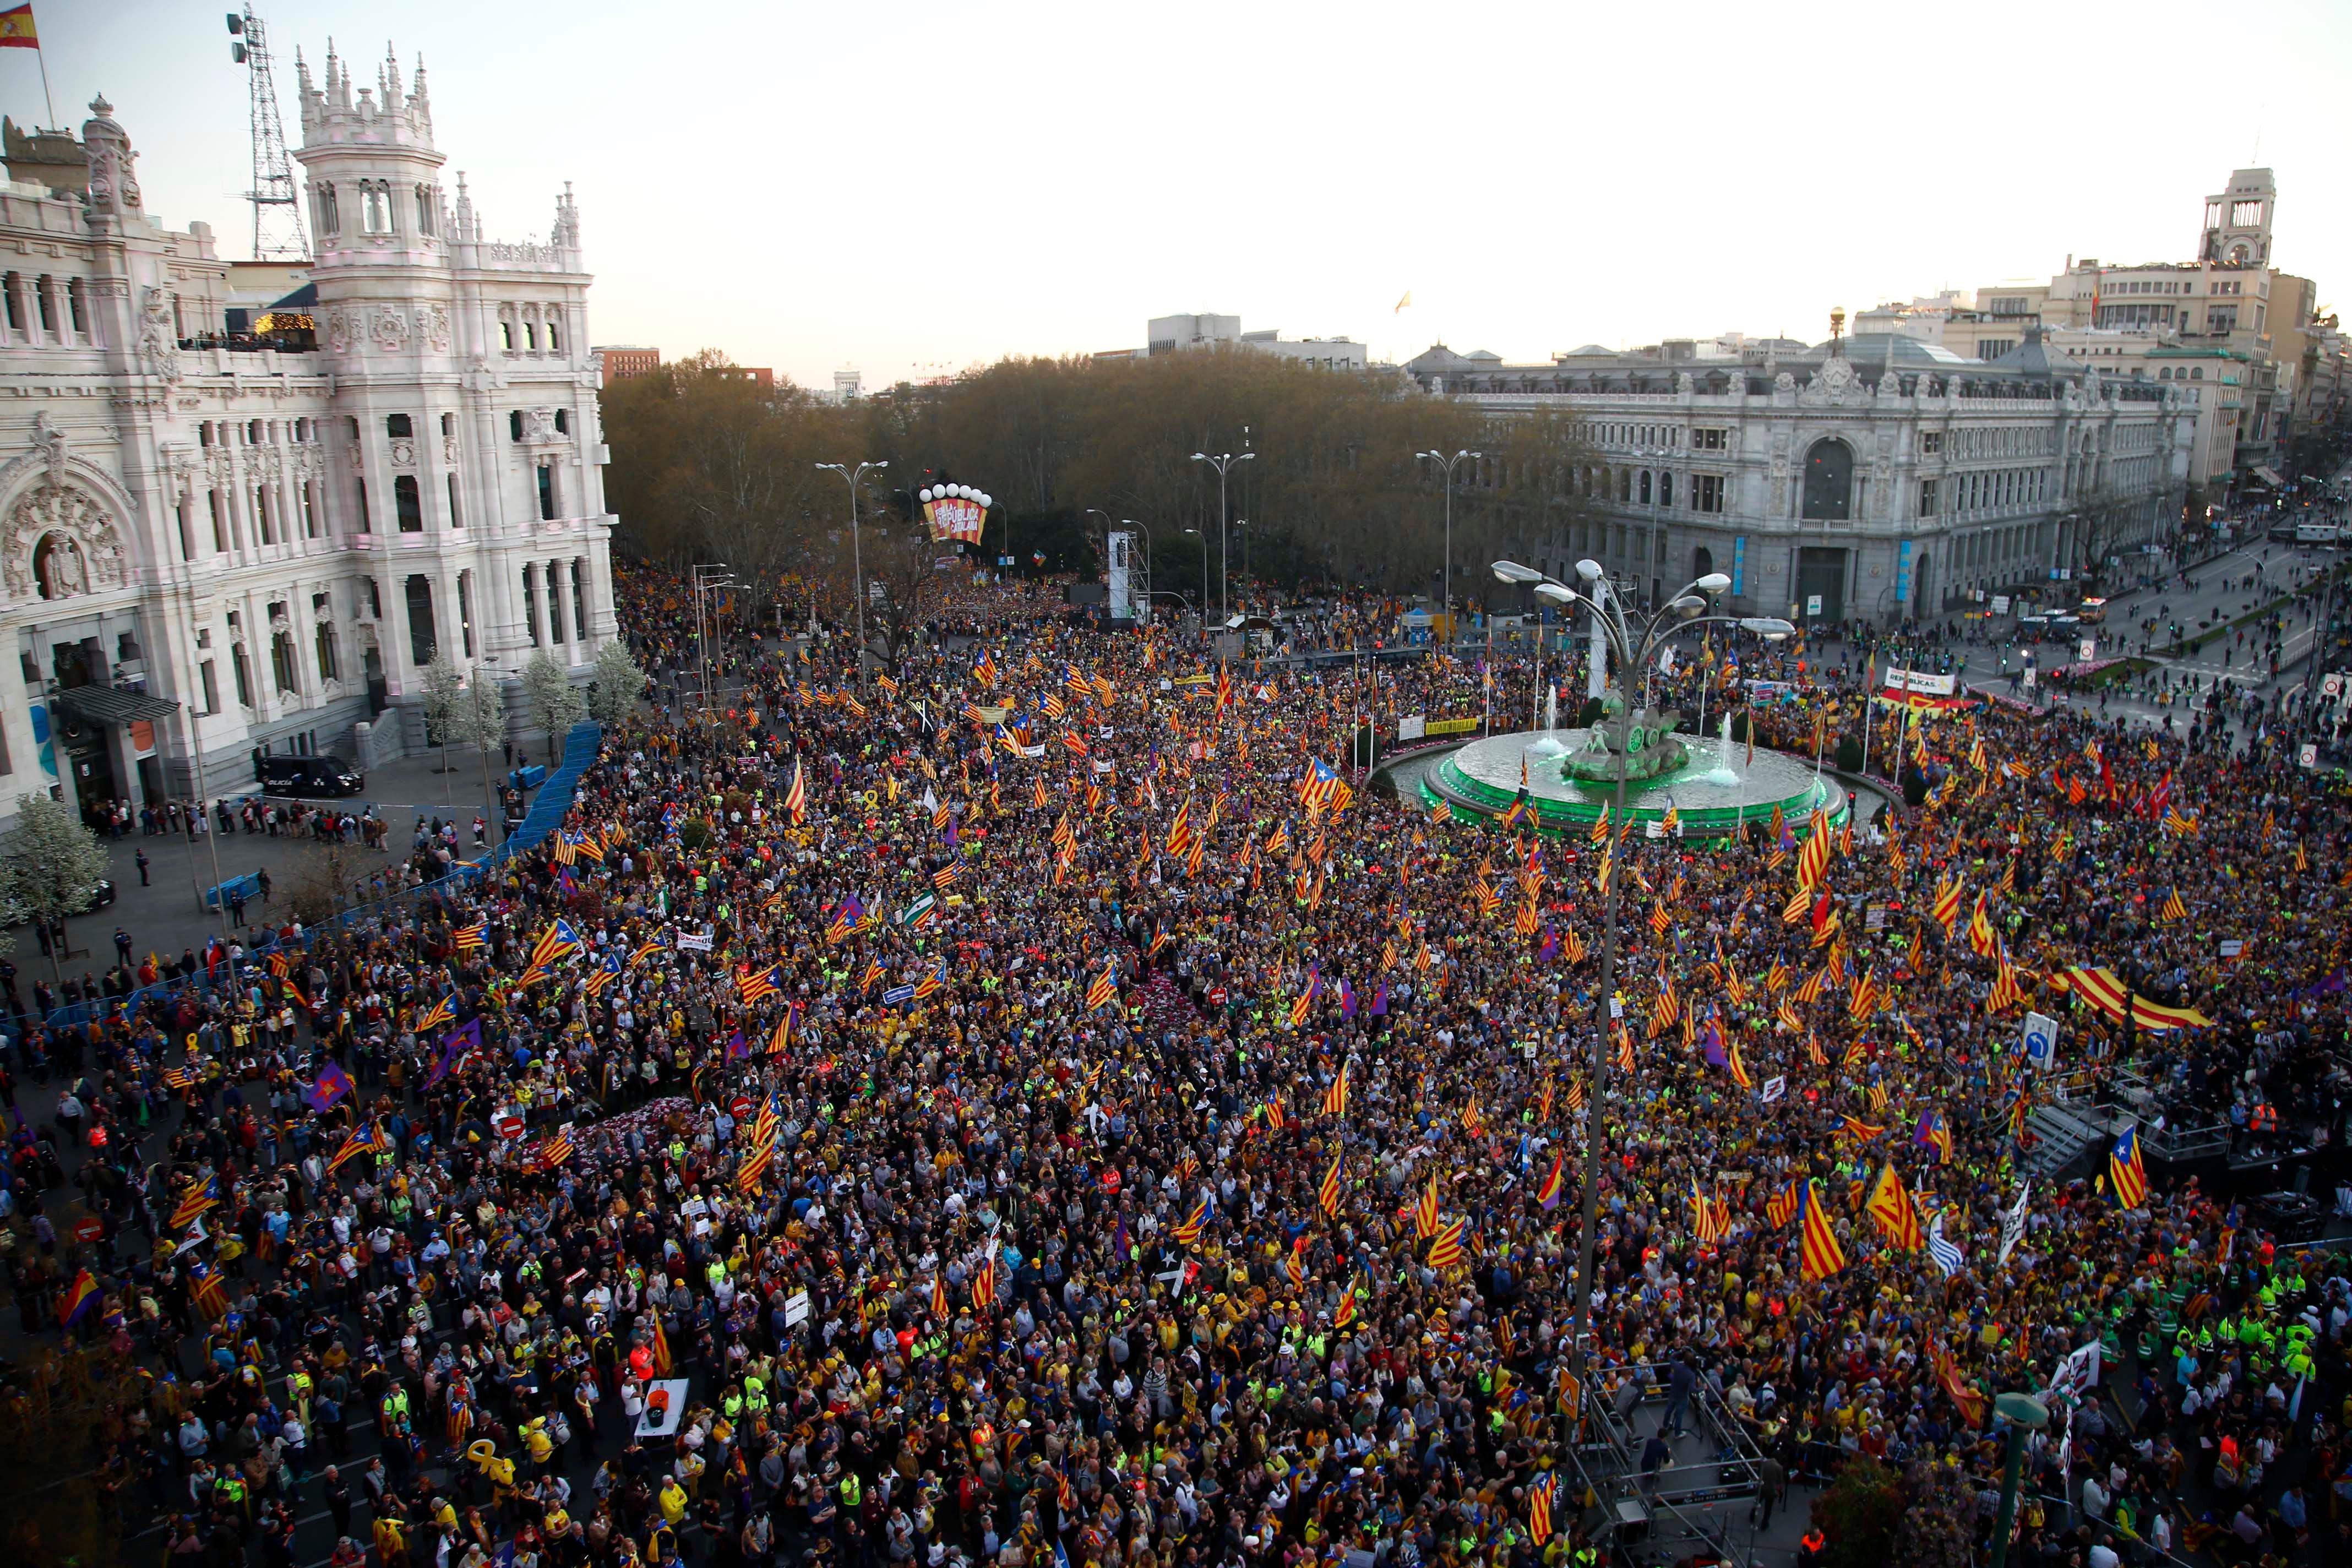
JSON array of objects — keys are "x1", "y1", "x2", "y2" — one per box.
[{"x1": 1562, "y1": 692, "x2": 1689, "y2": 784}]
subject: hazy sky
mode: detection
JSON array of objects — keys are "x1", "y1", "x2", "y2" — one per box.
[{"x1": 24, "y1": 0, "x2": 2352, "y2": 387}]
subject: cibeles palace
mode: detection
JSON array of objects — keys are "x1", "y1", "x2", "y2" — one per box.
[
  {"x1": 1405, "y1": 330, "x2": 2196, "y2": 624},
  {"x1": 0, "y1": 42, "x2": 617, "y2": 829}
]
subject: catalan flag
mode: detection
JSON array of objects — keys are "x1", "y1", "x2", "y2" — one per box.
[
  {"x1": 1864, "y1": 1161, "x2": 1925, "y2": 1250},
  {"x1": 453, "y1": 919, "x2": 486, "y2": 952},
  {"x1": 737, "y1": 962, "x2": 782, "y2": 1006},
  {"x1": 1319, "y1": 1152, "x2": 1343, "y2": 1217},
  {"x1": 415, "y1": 990, "x2": 460, "y2": 1036},
  {"x1": 1171, "y1": 1194, "x2": 1213, "y2": 1248},
  {"x1": 1796, "y1": 1178, "x2": 1847, "y2": 1282},
  {"x1": 1985, "y1": 943, "x2": 2024, "y2": 1015},
  {"x1": 328, "y1": 1120, "x2": 386, "y2": 1173},
  {"x1": 785, "y1": 757, "x2": 808, "y2": 824},
  {"x1": 188, "y1": 1260, "x2": 229, "y2": 1322},
  {"x1": 168, "y1": 1175, "x2": 221, "y2": 1231},
  {"x1": 1527, "y1": 1472, "x2": 1557, "y2": 1546},
  {"x1": 1085, "y1": 957, "x2": 1118, "y2": 1010},
  {"x1": 1795, "y1": 809, "x2": 1832, "y2": 890},
  {"x1": 1967, "y1": 894, "x2": 1998, "y2": 959},
  {"x1": 1297, "y1": 756, "x2": 1342, "y2": 812},
  {"x1": 522, "y1": 918, "x2": 583, "y2": 982},
  {"x1": 1332, "y1": 1276, "x2": 1360, "y2": 1329},
  {"x1": 1415, "y1": 1177, "x2": 1442, "y2": 1240},
  {"x1": 1322, "y1": 1065, "x2": 1350, "y2": 1117},
  {"x1": 531, "y1": 1129, "x2": 577, "y2": 1174},
  {"x1": 2108, "y1": 1124, "x2": 2148, "y2": 1207}
]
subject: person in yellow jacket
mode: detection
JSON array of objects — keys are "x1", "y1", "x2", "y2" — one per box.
[{"x1": 658, "y1": 1475, "x2": 689, "y2": 1528}]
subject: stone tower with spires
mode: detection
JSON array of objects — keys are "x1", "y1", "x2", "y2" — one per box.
[{"x1": 287, "y1": 38, "x2": 614, "y2": 728}]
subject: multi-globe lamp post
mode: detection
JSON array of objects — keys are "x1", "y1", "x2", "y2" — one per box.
[
  {"x1": 1417, "y1": 448, "x2": 1482, "y2": 641},
  {"x1": 1190, "y1": 451, "x2": 1253, "y2": 622},
  {"x1": 815, "y1": 460, "x2": 889, "y2": 684},
  {"x1": 1488, "y1": 557, "x2": 1792, "y2": 1388}
]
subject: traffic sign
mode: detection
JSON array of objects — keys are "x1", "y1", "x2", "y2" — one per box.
[
  {"x1": 2020, "y1": 1011, "x2": 2059, "y2": 1071},
  {"x1": 729, "y1": 1095, "x2": 754, "y2": 1121},
  {"x1": 496, "y1": 1114, "x2": 525, "y2": 1140}
]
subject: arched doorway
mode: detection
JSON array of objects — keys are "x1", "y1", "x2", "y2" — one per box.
[
  {"x1": 1801, "y1": 439, "x2": 1854, "y2": 522},
  {"x1": 1912, "y1": 551, "x2": 1932, "y2": 616},
  {"x1": 1693, "y1": 545, "x2": 1716, "y2": 582}
]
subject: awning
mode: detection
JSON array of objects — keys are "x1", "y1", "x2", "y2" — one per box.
[
  {"x1": 2056, "y1": 965, "x2": 2213, "y2": 1032},
  {"x1": 52, "y1": 684, "x2": 181, "y2": 726},
  {"x1": 2252, "y1": 464, "x2": 2284, "y2": 487}
]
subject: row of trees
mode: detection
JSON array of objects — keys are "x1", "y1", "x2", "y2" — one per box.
[{"x1": 599, "y1": 348, "x2": 1603, "y2": 623}]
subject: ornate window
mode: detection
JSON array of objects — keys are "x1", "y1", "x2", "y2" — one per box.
[
  {"x1": 360, "y1": 182, "x2": 393, "y2": 235},
  {"x1": 415, "y1": 183, "x2": 437, "y2": 237},
  {"x1": 315, "y1": 182, "x2": 339, "y2": 235},
  {"x1": 1800, "y1": 439, "x2": 1854, "y2": 522}
]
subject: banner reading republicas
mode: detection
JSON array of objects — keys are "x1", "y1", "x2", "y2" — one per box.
[{"x1": 922, "y1": 483, "x2": 992, "y2": 543}]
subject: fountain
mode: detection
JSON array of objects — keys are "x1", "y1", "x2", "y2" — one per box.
[
  {"x1": 1525, "y1": 686, "x2": 1570, "y2": 761},
  {"x1": 1420, "y1": 687, "x2": 1847, "y2": 841},
  {"x1": 1702, "y1": 712, "x2": 1741, "y2": 786}
]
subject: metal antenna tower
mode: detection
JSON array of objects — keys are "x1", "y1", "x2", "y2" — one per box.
[{"x1": 226, "y1": 7, "x2": 307, "y2": 260}]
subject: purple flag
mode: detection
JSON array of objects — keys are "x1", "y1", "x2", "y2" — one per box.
[
  {"x1": 1339, "y1": 979, "x2": 1357, "y2": 1020},
  {"x1": 427, "y1": 1019, "x2": 482, "y2": 1086},
  {"x1": 1369, "y1": 981, "x2": 1389, "y2": 1018},
  {"x1": 303, "y1": 1061, "x2": 355, "y2": 1113}
]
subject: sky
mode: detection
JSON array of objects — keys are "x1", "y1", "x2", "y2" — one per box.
[{"x1": 21, "y1": 0, "x2": 2352, "y2": 388}]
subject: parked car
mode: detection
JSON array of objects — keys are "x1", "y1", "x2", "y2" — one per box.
[{"x1": 255, "y1": 753, "x2": 366, "y2": 797}]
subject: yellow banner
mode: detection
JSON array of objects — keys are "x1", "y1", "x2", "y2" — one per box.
[{"x1": 1424, "y1": 717, "x2": 1482, "y2": 737}]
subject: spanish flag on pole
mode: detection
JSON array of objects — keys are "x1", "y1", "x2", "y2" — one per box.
[{"x1": 0, "y1": 7, "x2": 35, "y2": 48}]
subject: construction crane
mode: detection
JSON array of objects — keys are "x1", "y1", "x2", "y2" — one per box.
[{"x1": 226, "y1": 7, "x2": 306, "y2": 260}]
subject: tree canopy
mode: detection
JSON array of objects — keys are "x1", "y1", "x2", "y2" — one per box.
[{"x1": 598, "y1": 349, "x2": 1597, "y2": 608}]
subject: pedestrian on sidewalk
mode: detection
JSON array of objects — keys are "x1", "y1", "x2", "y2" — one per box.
[{"x1": 134, "y1": 847, "x2": 149, "y2": 886}]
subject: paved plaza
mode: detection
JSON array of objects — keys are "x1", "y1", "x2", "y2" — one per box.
[{"x1": 18, "y1": 743, "x2": 546, "y2": 986}]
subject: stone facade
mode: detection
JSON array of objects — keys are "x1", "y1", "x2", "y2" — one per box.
[
  {"x1": 1406, "y1": 332, "x2": 2196, "y2": 625},
  {"x1": 0, "y1": 45, "x2": 617, "y2": 829}
]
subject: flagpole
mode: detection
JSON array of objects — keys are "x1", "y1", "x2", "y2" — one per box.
[{"x1": 33, "y1": 35, "x2": 54, "y2": 131}]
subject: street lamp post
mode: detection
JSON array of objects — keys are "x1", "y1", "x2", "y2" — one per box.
[
  {"x1": 1183, "y1": 527, "x2": 1211, "y2": 645},
  {"x1": 1988, "y1": 1392, "x2": 2051, "y2": 1568},
  {"x1": 1492, "y1": 557, "x2": 1789, "y2": 1384},
  {"x1": 1191, "y1": 451, "x2": 1254, "y2": 623},
  {"x1": 815, "y1": 460, "x2": 888, "y2": 685},
  {"x1": 689, "y1": 563, "x2": 735, "y2": 717},
  {"x1": 1636, "y1": 444, "x2": 1669, "y2": 607},
  {"x1": 1417, "y1": 449, "x2": 1482, "y2": 643}
]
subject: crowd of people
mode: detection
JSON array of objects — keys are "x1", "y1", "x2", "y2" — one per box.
[{"x1": 2, "y1": 556, "x2": 2349, "y2": 1568}]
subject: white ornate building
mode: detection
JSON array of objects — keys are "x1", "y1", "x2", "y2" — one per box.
[
  {"x1": 1406, "y1": 330, "x2": 2197, "y2": 624},
  {"x1": 0, "y1": 43, "x2": 617, "y2": 829}
]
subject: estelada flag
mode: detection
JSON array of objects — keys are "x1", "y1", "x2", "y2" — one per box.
[
  {"x1": 649, "y1": 1312, "x2": 674, "y2": 1376},
  {"x1": 0, "y1": 7, "x2": 35, "y2": 49}
]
